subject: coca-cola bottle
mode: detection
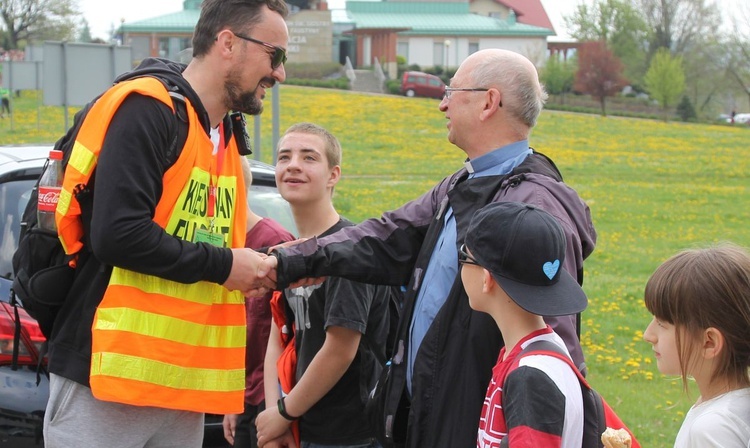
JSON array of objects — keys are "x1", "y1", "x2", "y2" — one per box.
[{"x1": 37, "y1": 149, "x2": 64, "y2": 232}]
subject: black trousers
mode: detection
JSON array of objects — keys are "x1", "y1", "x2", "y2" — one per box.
[{"x1": 233, "y1": 402, "x2": 265, "y2": 448}]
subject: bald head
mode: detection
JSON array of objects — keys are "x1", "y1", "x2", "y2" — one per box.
[{"x1": 463, "y1": 49, "x2": 547, "y2": 128}]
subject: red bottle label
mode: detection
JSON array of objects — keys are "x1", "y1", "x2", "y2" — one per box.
[{"x1": 38, "y1": 187, "x2": 61, "y2": 212}]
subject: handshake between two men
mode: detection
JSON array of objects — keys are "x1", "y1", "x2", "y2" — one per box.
[{"x1": 222, "y1": 241, "x2": 323, "y2": 297}]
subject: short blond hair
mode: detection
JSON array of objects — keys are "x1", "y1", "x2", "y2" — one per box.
[{"x1": 279, "y1": 122, "x2": 341, "y2": 168}]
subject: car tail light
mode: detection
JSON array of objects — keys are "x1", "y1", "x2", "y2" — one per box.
[{"x1": 0, "y1": 302, "x2": 46, "y2": 365}]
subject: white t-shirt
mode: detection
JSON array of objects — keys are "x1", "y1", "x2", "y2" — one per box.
[{"x1": 674, "y1": 387, "x2": 750, "y2": 448}]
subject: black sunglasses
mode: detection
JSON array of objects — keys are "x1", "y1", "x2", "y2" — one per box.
[
  {"x1": 234, "y1": 32, "x2": 287, "y2": 69},
  {"x1": 458, "y1": 244, "x2": 481, "y2": 267}
]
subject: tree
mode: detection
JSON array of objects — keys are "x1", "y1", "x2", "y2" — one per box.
[
  {"x1": 725, "y1": 3, "x2": 750, "y2": 110},
  {"x1": 676, "y1": 95, "x2": 696, "y2": 121},
  {"x1": 637, "y1": 0, "x2": 721, "y2": 55},
  {"x1": 565, "y1": 0, "x2": 649, "y2": 84},
  {"x1": 0, "y1": 0, "x2": 79, "y2": 49},
  {"x1": 77, "y1": 18, "x2": 92, "y2": 43},
  {"x1": 644, "y1": 48, "x2": 685, "y2": 121},
  {"x1": 681, "y1": 38, "x2": 727, "y2": 118},
  {"x1": 541, "y1": 55, "x2": 576, "y2": 101},
  {"x1": 574, "y1": 41, "x2": 627, "y2": 116}
]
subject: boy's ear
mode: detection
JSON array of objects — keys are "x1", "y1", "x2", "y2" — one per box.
[
  {"x1": 482, "y1": 269, "x2": 496, "y2": 294},
  {"x1": 702, "y1": 327, "x2": 725, "y2": 360},
  {"x1": 327, "y1": 165, "x2": 341, "y2": 187}
]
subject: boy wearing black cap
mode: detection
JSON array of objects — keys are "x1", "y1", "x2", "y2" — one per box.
[{"x1": 460, "y1": 202, "x2": 588, "y2": 448}]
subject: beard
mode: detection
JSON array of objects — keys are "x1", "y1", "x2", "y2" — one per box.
[{"x1": 224, "y1": 66, "x2": 267, "y2": 116}]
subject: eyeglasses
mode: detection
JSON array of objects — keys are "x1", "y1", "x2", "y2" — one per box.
[
  {"x1": 458, "y1": 244, "x2": 481, "y2": 267},
  {"x1": 233, "y1": 32, "x2": 287, "y2": 69},
  {"x1": 443, "y1": 87, "x2": 489, "y2": 100}
]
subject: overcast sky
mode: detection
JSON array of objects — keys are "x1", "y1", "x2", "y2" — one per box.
[{"x1": 78, "y1": 0, "x2": 741, "y2": 43}]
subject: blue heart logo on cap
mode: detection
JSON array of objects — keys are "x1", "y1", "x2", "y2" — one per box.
[{"x1": 543, "y1": 260, "x2": 560, "y2": 280}]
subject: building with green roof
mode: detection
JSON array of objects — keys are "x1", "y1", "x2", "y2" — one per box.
[
  {"x1": 343, "y1": 1, "x2": 553, "y2": 77},
  {"x1": 120, "y1": 0, "x2": 554, "y2": 78},
  {"x1": 120, "y1": 0, "x2": 200, "y2": 63}
]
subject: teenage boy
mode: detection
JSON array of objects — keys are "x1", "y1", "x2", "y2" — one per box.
[
  {"x1": 460, "y1": 202, "x2": 588, "y2": 448},
  {"x1": 223, "y1": 158, "x2": 295, "y2": 448},
  {"x1": 256, "y1": 123, "x2": 389, "y2": 447}
]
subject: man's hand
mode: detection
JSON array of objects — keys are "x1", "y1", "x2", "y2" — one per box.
[
  {"x1": 222, "y1": 414, "x2": 238, "y2": 445},
  {"x1": 261, "y1": 255, "x2": 326, "y2": 289},
  {"x1": 223, "y1": 248, "x2": 276, "y2": 296}
]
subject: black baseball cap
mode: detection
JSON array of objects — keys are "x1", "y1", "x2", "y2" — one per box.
[{"x1": 464, "y1": 202, "x2": 587, "y2": 316}]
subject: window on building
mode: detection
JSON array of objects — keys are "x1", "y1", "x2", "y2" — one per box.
[
  {"x1": 469, "y1": 42, "x2": 479, "y2": 55},
  {"x1": 433, "y1": 42, "x2": 444, "y2": 67},
  {"x1": 129, "y1": 36, "x2": 150, "y2": 62},
  {"x1": 159, "y1": 37, "x2": 193, "y2": 62},
  {"x1": 158, "y1": 38, "x2": 170, "y2": 58},
  {"x1": 397, "y1": 42, "x2": 408, "y2": 62}
]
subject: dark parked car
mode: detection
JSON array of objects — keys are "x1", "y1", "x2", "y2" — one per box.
[
  {"x1": 0, "y1": 145, "x2": 295, "y2": 447},
  {"x1": 400, "y1": 71, "x2": 446, "y2": 99}
]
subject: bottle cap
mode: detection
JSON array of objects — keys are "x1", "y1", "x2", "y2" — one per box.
[{"x1": 49, "y1": 150, "x2": 63, "y2": 161}]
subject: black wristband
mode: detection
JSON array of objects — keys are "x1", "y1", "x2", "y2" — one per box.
[{"x1": 277, "y1": 397, "x2": 298, "y2": 421}]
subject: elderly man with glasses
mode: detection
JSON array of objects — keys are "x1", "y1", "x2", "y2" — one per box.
[
  {"x1": 264, "y1": 49, "x2": 597, "y2": 448},
  {"x1": 42, "y1": 1, "x2": 288, "y2": 447}
]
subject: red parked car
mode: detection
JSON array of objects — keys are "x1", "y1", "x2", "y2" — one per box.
[{"x1": 400, "y1": 71, "x2": 446, "y2": 99}]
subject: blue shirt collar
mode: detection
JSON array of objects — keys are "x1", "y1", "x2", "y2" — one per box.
[{"x1": 464, "y1": 140, "x2": 530, "y2": 176}]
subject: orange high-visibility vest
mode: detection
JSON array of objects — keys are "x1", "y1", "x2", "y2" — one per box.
[{"x1": 56, "y1": 76, "x2": 248, "y2": 414}]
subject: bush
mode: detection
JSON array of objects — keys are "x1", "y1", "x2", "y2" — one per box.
[
  {"x1": 424, "y1": 66, "x2": 443, "y2": 76},
  {"x1": 397, "y1": 65, "x2": 408, "y2": 79},
  {"x1": 421, "y1": 66, "x2": 455, "y2": 85},
  {"x1": 386, "y1": 79, "x2": 402, "y2": 95},
  {"x1": 676, "y1": 95, "x2": 697, "y2": 122},
  {"x1": 544, "y1": 102, "x2": 660, "y2": 120},
  {"x1": 284, "y1": 78, "x2": 350, "y2": 90},
  {"x1": 396, "y1": 55, "x2": 407, "y2": 66},
  {"x1": 284, "y1": 62, "x2": 343, "y2": 79}
]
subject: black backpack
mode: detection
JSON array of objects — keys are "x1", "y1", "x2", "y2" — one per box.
[{"x1": 10, "y1": 78, "x2": 190, "y2": 366}]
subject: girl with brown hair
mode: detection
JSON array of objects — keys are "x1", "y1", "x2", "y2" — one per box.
[{"x1": 643, "y1": 243, "x2": 750, "y2": 447}]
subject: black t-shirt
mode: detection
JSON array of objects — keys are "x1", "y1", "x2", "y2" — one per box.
[{"x1": 285, "y1": 218, "x2": 391, "y2": 444}]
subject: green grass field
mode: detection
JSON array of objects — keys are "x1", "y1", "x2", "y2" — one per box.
[{"x1": 2, "y1": 87, "x2": 749, "y2": 447}]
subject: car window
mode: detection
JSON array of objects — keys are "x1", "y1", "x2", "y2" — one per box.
[
  {"x1": 416, "y1": 77, "x2": 426, "y2": 85},
  {"x1": 248, "y1": 184, "x2": 297, "y2": 237},
  {"x1": 407, "y1": 76, "x2": 416, "y2": 83},
  {"x1": 0, "y1": 178, "x2": 35, "y2": 279},
  {"x1": 429, "y1": 79, "x2": 441, "y2": 87}
]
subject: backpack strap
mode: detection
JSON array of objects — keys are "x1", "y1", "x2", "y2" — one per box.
[
  {"x1": 166, "y1": 91, "x2": 189, "y2": 167},
  {"x1": 518, "y1": 339, "x2": 590, "y2": 389},
  {"x1": 517, "y1": 340, "x2": 609, "y2": 448}
]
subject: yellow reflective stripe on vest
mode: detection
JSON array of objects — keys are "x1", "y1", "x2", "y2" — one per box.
[
  {"x1": 68, "y1": 140, "x2": 97, "y2": 177},
  {"x1": 91, "y1": 352, "x2": 244, "y2": 392},
  {"x1": 56, "y1": 188, "x2": 74, "y2": 221},
  {"x1": 94, "y1": 307, "x2": 245, "y2": 348},
  {"x1": 109, "y1": 268, "x2": 244, "y2": 306}
]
